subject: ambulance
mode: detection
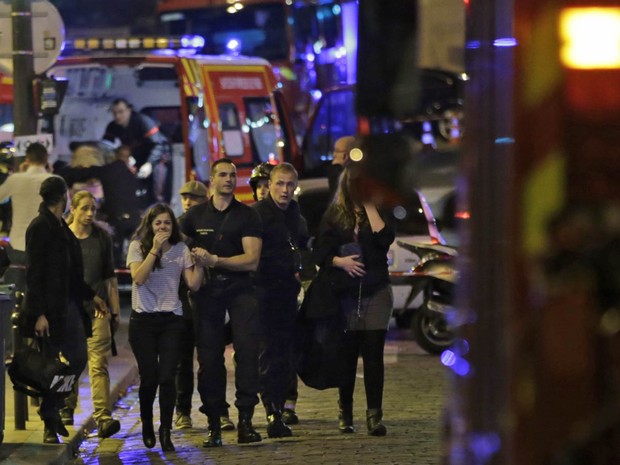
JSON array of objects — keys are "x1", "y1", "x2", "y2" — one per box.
[{"x1": 45, "y1": 35, "x2": 299, "y2": 211}]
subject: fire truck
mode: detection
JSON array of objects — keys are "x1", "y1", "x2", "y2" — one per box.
[
  {"x1": 44, "y1": 36, "x2": 299, "y2": 211},
  {"x1": 0, "y1": 72, "x2": 12, "y2": 142}
]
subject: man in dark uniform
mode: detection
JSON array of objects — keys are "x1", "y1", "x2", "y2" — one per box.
[
  {"x1": 252, "y1": 162, "x2": 308, "y2": 438},
  {"x1": 180, "y1": 159, "x2": 263, "y2": 448},
  {"x1": 102, "y1": 98, "x2": 170, "y2": 202}
]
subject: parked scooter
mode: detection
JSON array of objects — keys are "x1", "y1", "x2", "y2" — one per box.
[{"x1": 391, "y1": 240, "x2": 458, "y2": 354}]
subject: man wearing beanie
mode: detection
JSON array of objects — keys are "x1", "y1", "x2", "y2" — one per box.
[{"x1": 20, "y1": 176, "x2": 95, "y2": 444}]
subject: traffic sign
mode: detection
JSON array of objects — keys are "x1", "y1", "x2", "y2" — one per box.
[
  {"x1": 13, "y1": 133, "x2": 53, "y2": 157},
  {"x1": 0, "y1": 0, "x2": 65, "y2": 74}
]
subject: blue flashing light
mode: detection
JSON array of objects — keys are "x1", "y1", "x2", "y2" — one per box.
[
  {"x1": 311, "y1": 89, "x2": 322, "y2": 101},
  {"x1": 453, "y1": 338, "x2": 470, "y2": 356},
  {"x1": 332, "y1": 4, "x2": 341, "y2": 15},
  {"x1": 181, "y1": 35, "x2": 205, "y2": 49},
  {"x1": 452, "y1": 358, "x2": 470, "y2": 377},
  {"x1": 470, "y1": 432, "x2": 501, "y2": 463},
  {"x1": 440, "y1": 350, "x2": 457, "y2": 367},
  {"x1": 493, "y1": 37, "x2": 518, "y2": 47},
  {"x1": 495, "y1": 137, "x2": 515, "y2": 144},
  {"x1": 226, "y1": 38, "x2": 242, "y2": 55},
  {"x1": 466, "y1": 40, "x2": 481, "y2": 49}
]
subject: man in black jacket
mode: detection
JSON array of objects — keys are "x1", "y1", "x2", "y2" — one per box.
[
  {"x1": 252, "y1": 162, "x2": 309, "y2": 438},
  {"x1": 22, "y1": 176, "x2": 94, "y2": 444},
  {"x1": 103, "y1": 99, "x2": 170, "y2": 203}
]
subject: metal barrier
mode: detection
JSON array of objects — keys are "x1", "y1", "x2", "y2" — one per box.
[{"x1": 10, "y1": 291, "x2": 28, "y2": 430}]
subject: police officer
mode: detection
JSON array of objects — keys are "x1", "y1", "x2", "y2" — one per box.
[
  {"x1": 252, "y1": 162, "x2": 308, "y2": 437},
  {"x1": 180, "y1": 159, "x2": 263, "y2": 447}
]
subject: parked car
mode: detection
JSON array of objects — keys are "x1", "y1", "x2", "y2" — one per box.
[{"x1": 298, "y1": 68, "x2": 467, "y2": 178}]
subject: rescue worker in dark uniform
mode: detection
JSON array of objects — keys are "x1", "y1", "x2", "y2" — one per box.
[
  {"x1": 252, "y1": 162, "x2": 309, "y2": 437},
  {"x1": 180, "y1": 158, "x2": 263, "y2": 448},
  {"x1": 102, "y1": 98, "x2": 170, "y2": 203}
]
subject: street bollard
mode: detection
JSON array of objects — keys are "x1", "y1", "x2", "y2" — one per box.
[{"x1": 11, "y1": 291, "x2": 28, "y2": 430}]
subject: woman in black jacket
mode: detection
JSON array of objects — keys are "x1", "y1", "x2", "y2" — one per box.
[
  {"x1": 313, "y1": 164, "x2": 395, "y2": 436},
  {"x1": 21, "y1": 176, "x2": 94, "y2": 444}
]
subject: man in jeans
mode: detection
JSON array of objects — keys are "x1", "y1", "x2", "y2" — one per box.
[
  {"x1": 61, "y1": 191, "x2": 121, "y2": 439},
  {"x1": 181, "y1": 159, "x2": 263, "y2": 447}
]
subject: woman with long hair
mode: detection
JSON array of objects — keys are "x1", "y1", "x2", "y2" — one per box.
[
  {"x1": 313, "y1": 163, "x2": 395, "y2": 436},
  {"x1": 126, "y1": 203, "x2": 204, "y2": 452}
]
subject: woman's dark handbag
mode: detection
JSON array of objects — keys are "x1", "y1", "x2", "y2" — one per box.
[
  {"x1": 294, "y1": 304, "x2": 348, "y2": 390},
  {"x1": 8, "y1": 337, "x2": 77, "y2": 398}
]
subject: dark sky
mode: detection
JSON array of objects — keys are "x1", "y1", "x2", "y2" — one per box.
[{"x1": 50, "y1": 0, "x2": 159, "y2": 34}]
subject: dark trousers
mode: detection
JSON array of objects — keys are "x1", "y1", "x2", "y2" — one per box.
[
  {"x1": 40, "y1": 302, "x2": 88, "y2": 421},
  {"x1": 128, "y1": 311, "x2": 184, "y2": 429},
  {"x1": 256, "y1": 279, "x2": 300, "y2": 413},
  {"x1": 5, "y1": 246, "x2": 26, "y2": 293},
  {"x1": 193, "y1": 280, "x2": 260, "y2": 419},
  {"x1": 175, "y1": 314, "x2": 195, "y2": 416},
  {"x1": 338, "y1": 329, "x2": 387, "y2": 410}
]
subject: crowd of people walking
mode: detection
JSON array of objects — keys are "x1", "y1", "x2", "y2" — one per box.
[{"x1": 2, "y1": 134, "x2": 394, "y2": 451}]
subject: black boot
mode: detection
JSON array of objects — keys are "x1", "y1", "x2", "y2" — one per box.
[
  {"x1": 237, "y1": 410, "x2": 262, "y2": 444},
  {"x1": 43, "y1": 419, "x2": 59, "y2": 444},
  {"x1": 266, "y1": 406, "x2": 292, "y2": 438},
  {"x1": 338, "y1": 401, "x2": 355, "y2": 434},
  {"x1": 142, "y1": 419, "x2": 156, "y2": 448},
  {"x1": 203, "y1": 417, "x2": 222, "y2": 448},
  {"x1": 159, "y1": 427, "x2": 175, "y2": 452},
  {"x1": 366, "y1": 409, "x2": 387, "y2": 436}
]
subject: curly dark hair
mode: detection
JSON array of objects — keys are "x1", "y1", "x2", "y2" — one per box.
[{"x1": 132, "y1": 204, "x2": 182, "y2": 269}]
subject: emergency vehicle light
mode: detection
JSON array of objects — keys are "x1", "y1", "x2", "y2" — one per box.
[
  {"x1": 65, "y1": 35, "x2": 206, "y2": 53},
  {"x1": 560, "y1": 8, "x2": 620, "y2": 69}
]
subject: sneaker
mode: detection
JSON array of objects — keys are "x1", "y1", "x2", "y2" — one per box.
[
  {"x1": 220, "y1": 415, "x2": 235, "y2": 431},
  {"x1": 175, "y1": 413, "x2": 192, "y2": 429},
  {"x1": 59, "y1": 407, "x2": 74, "y2": 426},
  {"x1": 282, "y1": 408, "x2": 299, "y2": 425},
  {"x1": 98, "y1": 418, "x2": 121, "y2": 439}
]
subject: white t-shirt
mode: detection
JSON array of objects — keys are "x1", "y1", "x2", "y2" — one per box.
[
  {"x1": 0, "y1": 167, "x2": 55, "y2": 251},
  {"x1": 126, "y1": 240, "x2": 194, "y2": 315}
]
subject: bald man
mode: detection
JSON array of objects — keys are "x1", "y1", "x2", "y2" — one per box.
[{"x1": 327, "y1": 136, "x2": 356, "y2": 200}]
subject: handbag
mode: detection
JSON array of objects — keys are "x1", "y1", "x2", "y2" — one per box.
[
  {"x1": 294, "y1": 310, "x2": 348, "y2": 390},
  {"x1": 8, "y1": 337, "x2": 77, "y2": 398}
]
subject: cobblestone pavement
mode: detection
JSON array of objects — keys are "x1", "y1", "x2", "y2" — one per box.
[{"x1": 68, "y1": 335, "x2": 448, "y2": 465}]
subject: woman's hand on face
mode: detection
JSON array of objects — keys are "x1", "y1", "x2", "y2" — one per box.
[{"x1": 152, "y1": 231, "x2": 171, "y2": 250}]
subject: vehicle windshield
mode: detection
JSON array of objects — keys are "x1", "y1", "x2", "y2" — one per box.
[{"x1": 163, "y1": 4, "x2": 288, "y2": 61}]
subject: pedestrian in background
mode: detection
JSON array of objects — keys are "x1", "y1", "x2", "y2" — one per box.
[
  {"x1": 58, "y1": 145, "x2": 142, "y2": 267},
  {"x1": 174, "y1": 180, "x2": 235, "y2": 431},
  {"x1": 252, "y1": 162, "x2": 309, "y2": 437},
  {"x1": 61, "y1": 191, "x2": 122, "y2": 439},
  {"x1": 313, "y1": 163, "x2": 394, "y2": 436},
  {"x1": 21, "y1": 176, "x2": 94, "y2": 444},
  {"x1": 327, "y1": 136, "x2": 355, "y2": 201},
  {"x1": 127, "y1": 203, "x2": 204, "y2": 452},
  {"x1": 0, "y1": 142, "x2": 54, "y2": 292},
  {"x1": 181, "y1": 159, "x2": 263, "y2": 448},
  {"x1": 103, "y1": 98, "x2": 170, "y2": 203}
]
